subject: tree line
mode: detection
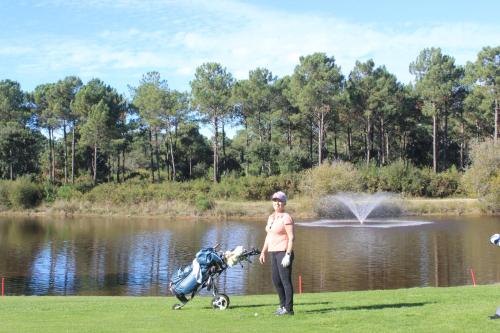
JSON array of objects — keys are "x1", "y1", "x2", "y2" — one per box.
[{"x1": 0, "y1": 46, "x2": 498, "y2": 186}]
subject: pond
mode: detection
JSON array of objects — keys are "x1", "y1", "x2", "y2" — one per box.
[{"x1": 1, "y1": 215, "x2": 500, "y2": 296}]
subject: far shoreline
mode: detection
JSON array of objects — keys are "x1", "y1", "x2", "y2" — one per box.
[{"x1": 0, "y1": 197, "x2": 491, "y2": 221}]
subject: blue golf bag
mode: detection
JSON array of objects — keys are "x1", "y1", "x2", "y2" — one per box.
[{"x1": 169, "y1": 245, "x2": 260, "y2": 310}]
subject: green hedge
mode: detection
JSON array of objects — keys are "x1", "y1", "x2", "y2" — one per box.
[
  {"x1": 299, "y1": 160, "x2": 363, "y2": 197},
  {"x1": 0, "y1": 180, "x2": 10, "y2": 209},
  {"x1": 56, "y1": 185, "x2": 83, "y2": 201},
  {"x1": 358, "y1": 160, "x2": 462, "y2": 197},
  {"x1": 462, "y1": 139, "x2": 500, "y2": 211},
  {"x1": 483, "y1": 173, "x2": 500, "y2": 213},
  {"x1": 73, "y1": 174, "x2": 301, "y2": 206},
  {"x1": 0, "y1": 155, "x2": 487, "y2": 209},
  {"x1": 7, "y1": 177, "x2": 42, "y2": 208}
]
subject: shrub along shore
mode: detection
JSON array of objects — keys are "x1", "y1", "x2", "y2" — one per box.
[
  {"x1": 0, "y1": 196, "x2": 485, "y2": 220},
  {"x1": 1, "y1": 285, "x2": 500, "y2": 332},
  {"x1": 0, "y1": 149, "x2": 498, "y2": 219}
]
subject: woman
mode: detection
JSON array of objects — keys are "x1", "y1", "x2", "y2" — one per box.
[{"x1": 259, "y1": 191, "x2": 295, "y2": 316}]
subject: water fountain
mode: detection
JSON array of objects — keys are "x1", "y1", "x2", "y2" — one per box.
[
  {"x1": 296, "y1": 192, "x2": 432, "y2": 228},
  {"x1": 332, "y1": 192, "x2": 390, "y2": 224}
]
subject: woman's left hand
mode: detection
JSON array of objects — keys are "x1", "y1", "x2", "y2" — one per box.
[{"x1": 281, "y1": 253, "x2": 291, "y2": 267}]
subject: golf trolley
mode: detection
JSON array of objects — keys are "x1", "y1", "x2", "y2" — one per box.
[{"x1": 169, "y1": 245, "x2": 260, "y2": 310}]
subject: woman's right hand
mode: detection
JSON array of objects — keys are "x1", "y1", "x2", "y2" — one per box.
[{"x1": 259, "y1": 252, "x2": 266, "y2": 264}]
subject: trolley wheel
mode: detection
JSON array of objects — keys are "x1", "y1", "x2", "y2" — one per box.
[
  {"x1": 211, "y1": 294, "x2": 230, "y2": 310},
  {"x1": 172, "y1": 303, "x2": 183, "y2": 310}
]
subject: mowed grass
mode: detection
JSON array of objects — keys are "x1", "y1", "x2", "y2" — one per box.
[{"x1": 1, "y1": 285, "x2": 500, "y2": 333}]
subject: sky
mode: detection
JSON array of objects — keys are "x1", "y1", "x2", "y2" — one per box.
[{"x1": 1, "y1": 0, "x2": 500, "y2": 99}]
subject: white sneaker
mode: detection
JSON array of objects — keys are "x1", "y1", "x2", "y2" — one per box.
[
  {"x1": 275, "y1": 308, "x2": 294, "y2": 316},
  {"x1": 272, "y1": 307, "x2": 284, "y2": 315}
]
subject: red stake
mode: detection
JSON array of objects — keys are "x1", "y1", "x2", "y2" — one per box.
[
  {"x1": 298, "y1": 275, "x2": 302, "y2": 294},
  {"x1": 470, "y1": 269, "x2": 477, "y2": 287},
  {"x1": 1, "y1": 277, "x2": 4, "y2": 296}
]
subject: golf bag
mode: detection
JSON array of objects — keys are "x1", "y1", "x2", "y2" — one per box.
[{"x1": 169, "y1": 245, "x2": 260, "y2": 310}]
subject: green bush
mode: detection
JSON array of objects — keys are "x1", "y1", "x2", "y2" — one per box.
[
  {"x1": 81, "y1": 180, "x2": 202, "y2": 205},
  {"x1": 8, "y1": 177, "x2": 42, "y2": 208},
  {"x1": 400, "y1": 166, "x2": 428, "y2": 197},
  {"x1": 56, "y1": 185, "x2": 83, "y2": 201},
  {"x1": 164, "y1": 173, "x2": 296, "y2": 202},
  {"x1": 242, "y1": 175, "x2": 300, "y2": 200},
  {"x1": 377, "y1": 160, "x2": 408, "y2": 192},
  {"x1": 73, "y1": 175, "x2": 95, "y2": 193},
  {"x1": 83, "y1": 182, "x2": 157, "y2": 205},
  {"x1": 358, "y1": 161, "x2": 460, "y2": 198},
  {"x1": 358, "y1": 162, "x2": 380, "y2": 193},
  {"x1": 83, "y1": 183, "x2": 119, "y2": 204},
  {"x1": 146, "y1": 183, "x2": 171, "y2": 202},
  {"x1": 194, "y1": 194, "x2": 215, "y2": 212},
  {"x1": 43, "y1": 181, "x2": 58, "y2": 203},
  {"x1": 299, "y1": 160, "x2": 362, "y2": 197},
  {"x1": 189, "y1": 178, "x2": 212, "y2": 195},
  {"x1": 412, "y1": 168, "x2": 433, "y2": 197},
  {"x1": 210, "y1": 176, "x2": 241, "y2": 200},
  {"x1": 376, "y1": 160, "x2": 427, "y2": 196},
  {"x1": 462, "y1": 139, "x2": 500, "y2": 197},
  {"x1": 425, "y1": 166, "x2": 462, "y2": 198},
  {"x1": 123, "y1": 169, "x2": 150, "y2": 182},
  {"x1": 0, "y1": 180, "x2": 10, "y2": 209},
  {"x1": 482, "y1": 173, "x2": 500, "y2": 213},
  {"x1": 234, "y1": 176, "x2": 276, "y2": 200},
  {"x1": 461, "y1": 139, "x2": 500, "y2": 211}
]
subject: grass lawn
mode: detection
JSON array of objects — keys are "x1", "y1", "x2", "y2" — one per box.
[{"x1": 1, "y1": 285, "x2": 500, "y2": 332}]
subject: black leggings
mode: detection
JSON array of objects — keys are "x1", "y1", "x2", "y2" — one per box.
[{"x1": 270, "y1": 251, "x2": 294, "y2": 311}]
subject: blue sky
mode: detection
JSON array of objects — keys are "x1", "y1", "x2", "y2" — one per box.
[{"x1": 1, "y1": 0, "x2": 499, "y2": 98}]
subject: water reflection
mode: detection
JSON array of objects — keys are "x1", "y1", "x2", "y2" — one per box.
[{"x1": 1, "y1": 215, "x2": 500, "y2": 295}]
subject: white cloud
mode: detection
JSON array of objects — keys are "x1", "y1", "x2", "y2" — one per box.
[{"x1": 4, "y1": 0, "x2": 500, "y2": 92}]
